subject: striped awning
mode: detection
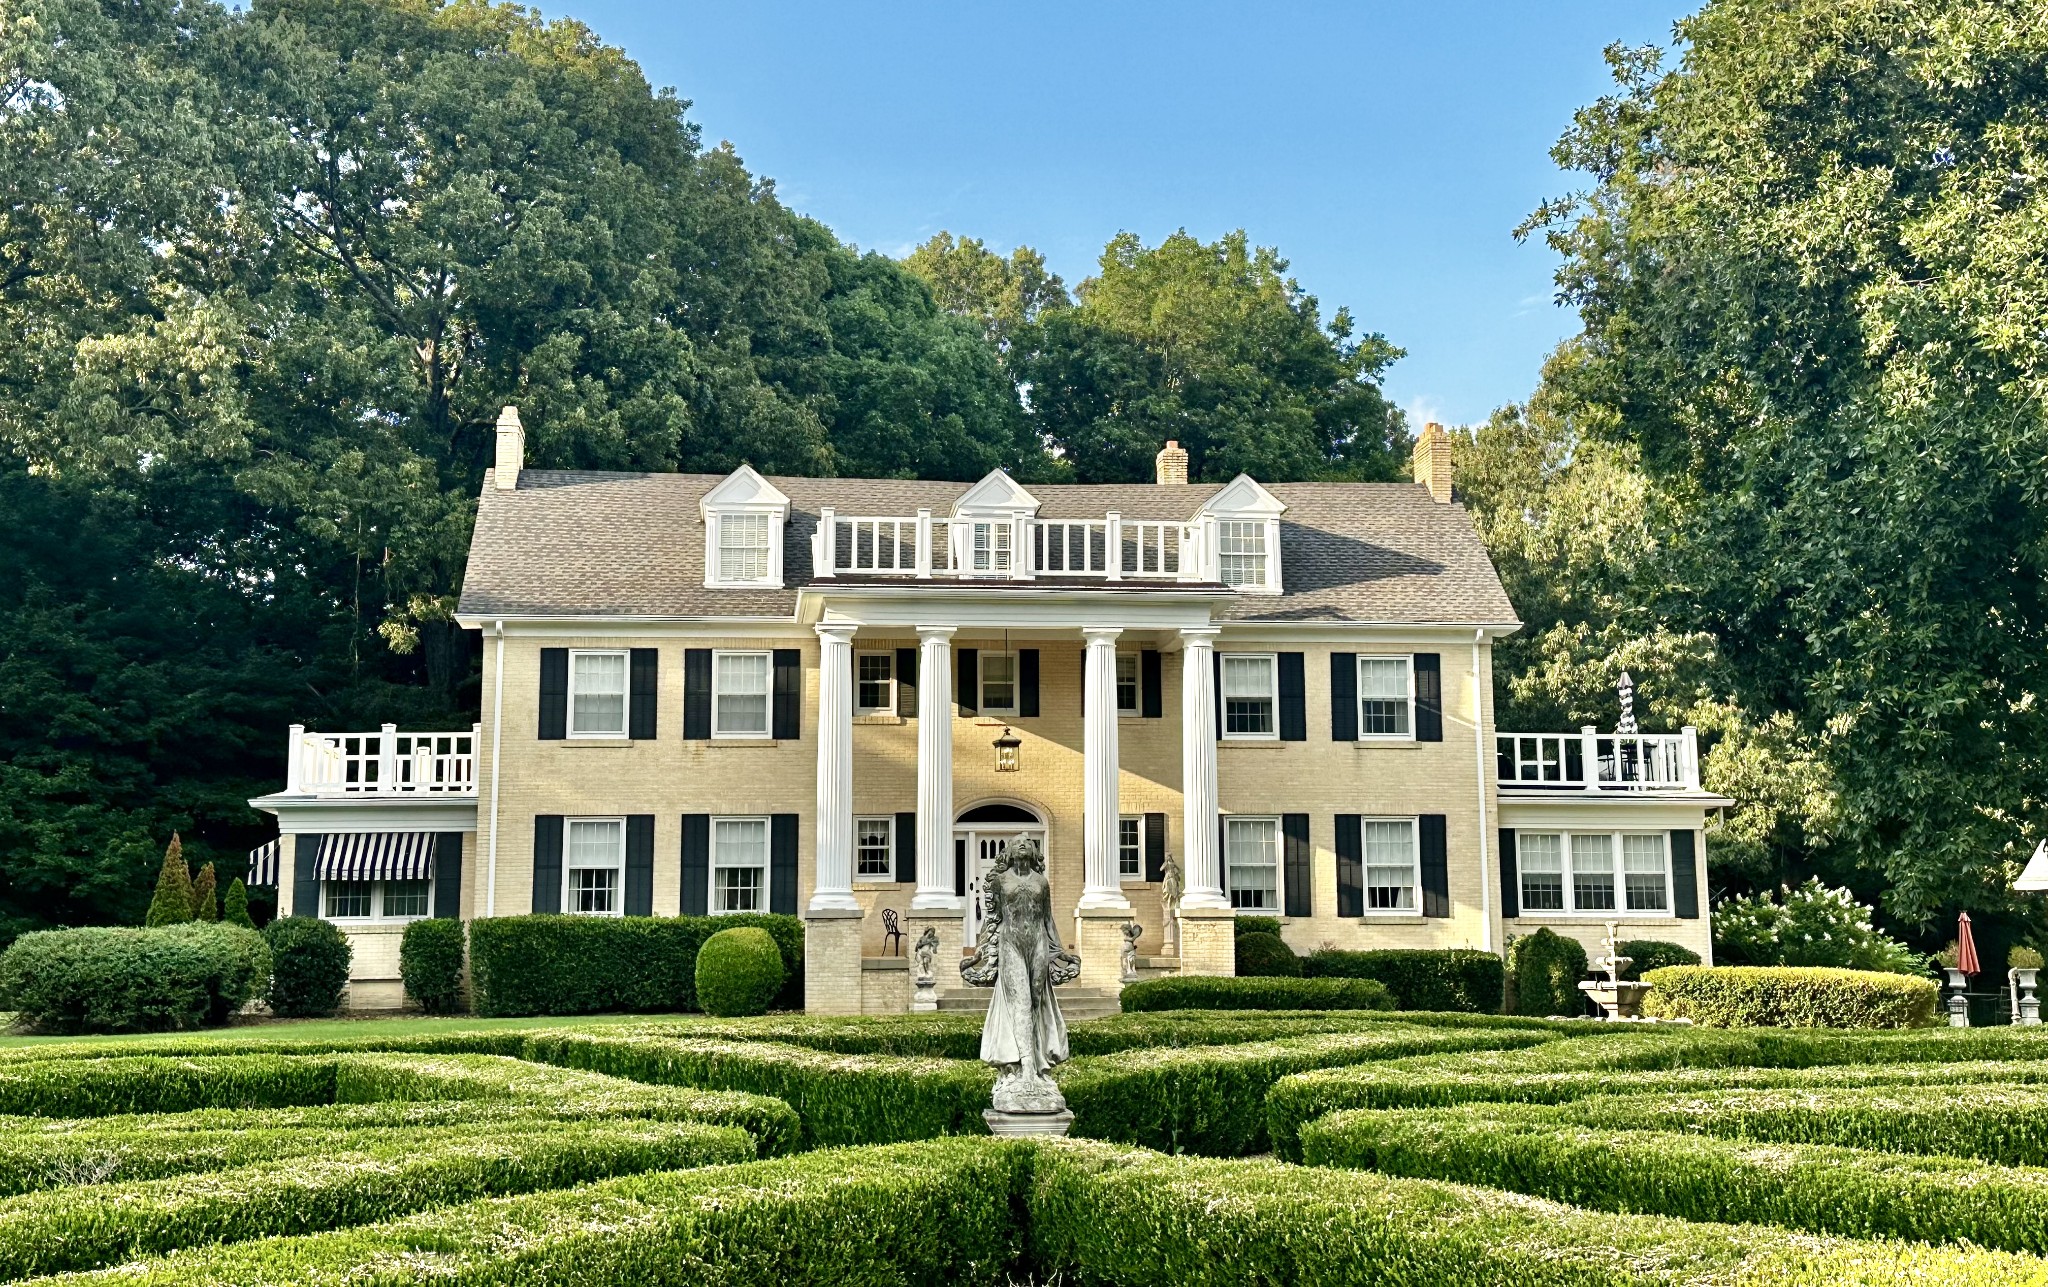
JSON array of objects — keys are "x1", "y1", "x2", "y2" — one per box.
[
  {"x1": 316, "y1": 832, "x2": 436, "y2": 882},
  {"x1": 247, "y1": 838, "x2": 282, "y2": 888}
]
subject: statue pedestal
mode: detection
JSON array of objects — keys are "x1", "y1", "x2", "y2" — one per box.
[{"x1": 983, "y1": 1108, "x2": 1073, "y2": 1137}]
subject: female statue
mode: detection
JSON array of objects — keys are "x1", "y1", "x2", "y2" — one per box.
[{"x1": 959, "y1": 837, "x2": 1080, "y2": 1114}]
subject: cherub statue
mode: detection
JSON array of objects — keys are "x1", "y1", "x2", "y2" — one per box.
[
  {"x1": 912, "y1": 926, "x2": 940, "y2": 987},
  {"x1": 959, "y1": 837, "x2": 1080, "y2": 1114},
  {"x1": 1119, "y1": 920, "x2": 1142, "y2": 983}
]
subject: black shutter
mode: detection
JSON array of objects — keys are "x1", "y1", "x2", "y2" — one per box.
[
  {"x1": 770, "y1": 814, "x2": 798, "y2": 915},
  {"x1": 896, "y1": 647, "x2": 918, "y2": 718},
  {"x1": 1019, "y1": 649, "x2": 1040, "y2": 717},
  {"x1": 539, "y1": 648, "x2": 568, "y2": 740},
  {"x1": 1334, "y1": 815, "x2": 1363, "y2": 918},
  {"x1": 433, "y1": 832, "x2": 463, "y2": 918},
  {"x1": 1329, "y1": 652, "x2": 1358, "y2": 741},
  {"x1": 1419, "y1": 814, "x2": 1449, "y2": 917},
  {"x1": 895, "y1": 811, "x2": 917, "y2": 883},
  {"x1": 954, "y1": 837, "x2": 967, "y2": 897},
  {"x1": 629, "y1": 649, "x2": 658, "y2": 740},
  {"x1": 1671, "y1": 829, "x2": 1700, "y2": 919},
  {"x1": 683, "y1": 650, "x2": 712, "y2": 740},
  {"x1": 292, "y1": 834, "x2": 322, "y2": 920},
  {"x1": 1218, "y1": 816, "x2": 1229, "y2": 900},
  {"x1": 531, "y1": 816, "x2": 563, "y2": 914},
  {"x1": 1140, "y1": 650, "x2": 1163, "y2": 718},
  {"x1": 772, "y1": 648, "x2": 801, "y2": 740},
  {"x1": 624, "y1": 815, "x2": 655, "y2": 916},
  {"x1": 1282, "y1": 813, "x2": 1311, "y2": 918},
  {"x1": 1143, "y1": 812, "x2": 1166, "y2": 882},
  {"x1": 1212, "y1": 650, "x2": 1222, "y2": 734},
  {"x1": 1278, "y1": 652, "x2": 1306, "y2": 741},
  {"x1": 1499, "y1": 828, "x2": 1520, "y2": 920},
  {"x1": 680, "y1": 815, "x2": 709, "y2": 916},
  {"x1": 1415, "y1": 653, "x2": 1443, "y2": 742},
  {"x1": 957, "y1": 648, "x2": 978, "y2": 715}
]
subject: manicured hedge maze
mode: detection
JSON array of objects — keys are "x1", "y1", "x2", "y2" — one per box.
[{"x1": 9, "y1": 1013, "x2": 2048, "y2": 1284}]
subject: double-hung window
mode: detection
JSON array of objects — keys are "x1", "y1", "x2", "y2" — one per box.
[
  {"x1": 968, "y1": 521, "x2": 1014, "y2": 575},
  {"x1": 713, "y1": 817, "x2": 768, "y2": 913},
  {"x1": 1362, "y1": 818, "x2": 1418, "y2": 911},
  {"x1": 855, "y1": 817, "x2": 894, "y2": 880},
  {"x1": 1115, "y1": 653, "x2": 1140, "y2": 713},
  {"x1": 1226, "y1": 817, "x2": 1279, "y2": 910},
  {"x1": 568, "y1": 650, "x2": 628, "y2": 738},
  {"x1": 1221, "y1": 654, "x2": 1277, "y2": 739},
  {"x1": 1518, "y1": 831, "x2": 1670, "y2": 916},
  {"x1": 1518, "y1": 833, "x2": 1566, "y2": 912},
  {"x1": 718, "y1": 513, "x2": 773, "y2": 583},
  {"x1": 566, "y1": 818, "x2": 624, "y2": 916},
  {"x1": 855, "y1": 652, "x2": 895, "y2": 713},
  {"x1": 1118, "y1": 816, "x2": 1142, "y2": 880},
  {"x1": 322, "y1": 878, "x2": 432, "y2": 921},
  {"x1": 1572, "y1": 834, "x2": 1617, "y2": 911},
  {"x1": 980, "y1": 652, "x2": 1017, "y2": 713},
  {"x1": 1218, "y1": 521, "x2": 1268, "y2": 589},
  {"x1": 713, "y1": 650, "x2": 771, "y2": 738},
  {"x1": 1623, "y1": 834, "x2": 1671, "y2": 912},
  {"x1": 1357, "y1": 656, "x2": 1413, "y2": 738}
]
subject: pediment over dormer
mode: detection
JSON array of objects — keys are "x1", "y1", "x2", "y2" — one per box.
[
  {"x1": 1199, "y1": 474, "x2": 1286, "y2": 519},
  {"x1": 701, "y1": 466, "x2": 789, "y2": 589},
  {"x1": 951, "y1": 469, "x2": 1040, "y2": 517},
  {"x1": 698, "y1": 464, "x2": 790, "y2": 515}
]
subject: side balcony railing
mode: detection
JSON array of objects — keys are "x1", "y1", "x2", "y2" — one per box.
[
  {"x1": 1496, "y1": 727, "x2": 1701, "y2": 793},
  {"x1": 284, "y1": 724, "x2": 481, "y2": 796},
  {"x1": 811, "y1": 509, "x2": 1206, "y2": 582}
]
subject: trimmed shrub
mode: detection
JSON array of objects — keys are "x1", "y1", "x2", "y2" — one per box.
[
  {"x1": 143, "y1": 834, "x2": 194, "y2": 927},
  {"x1": 1617, "y1": 938, "x2": 1700, "y2": 981},
  {"x1": 1505, "y1": 927, "x2": 1587, "y2": 1016},
  {"x1": 0, "y1": 1054, "x2": 336, "y2": 1118},
  {"x1": 1119, "y1": 976, "x2": 1394, "y2": 1013},
  {"x1": 1304, "y1": 948, "x2": 1504, "y2": 1012},
  {"x1": 1643, "y1": 964, "x2": 1938, "y2": 1028},
  {"x1": 399, "y1": 918, "x2": 467, "y2": 1014},
  {"x1": 695, "y1": 927, "x2": 786, "y2": 1017},
  {"x1": 0, "y1": 923, "x2": 269, "y2": 1034},
  {"x1": 469, "y1": 913, "x2": 802, "y2": 1016},
  {"x1": 1234, "y1": 931, "x2": 1302, "y2": 977},
  {"x1": 222, "y1": 878, "x2": 255, "y2": 929},
  {"x1": 1233, "y1": 915, "x2": 1282, "y2": 938},
  {"x1": 262, "y1": 917, "x2": 352, "y2": 1018},
  {"x1": 190, "y1": 862, "x2": 219, "y2": 922}
]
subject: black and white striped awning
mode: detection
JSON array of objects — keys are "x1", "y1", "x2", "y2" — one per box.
[
  {"x1": 247, "y1": 838, "x2": 282, "y2": 888},
  {"x1": 315, "y1": 832, "x2": 436, "y2": 882}
]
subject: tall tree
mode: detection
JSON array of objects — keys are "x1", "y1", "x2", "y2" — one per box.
[{"x1": 904, "y1": 232, "x2": 1070, "y2": 349}]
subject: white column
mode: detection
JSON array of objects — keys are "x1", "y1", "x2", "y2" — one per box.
[
  {"x1": 1180, "y1": 627, "x2": 1228, "y2": 909},
  {"x1": 1077, "y1": 627, "x2": 1129, "y2": 911},
  {"x1": 913, "y1": 626, "x2": 961, "y2": 910},
  {"x1": 809, "y1": 623, "x2": 859, "y2": 912}
]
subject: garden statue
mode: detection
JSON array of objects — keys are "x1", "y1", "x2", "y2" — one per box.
[
  {"x1": 959, "y1": 837, "x2": 1081, "y2": 1131},
  {"x1": 1119, "y1": 920, "x2": 1142, "y2": 983},
  {"x1": 1159, "y1": 853, "x2": 1183, "y2": 953},
  {"x1": 911, "y1": 926, "x2": 940, "y2": 1013}
]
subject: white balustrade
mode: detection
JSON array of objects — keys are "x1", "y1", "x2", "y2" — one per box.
[
  {"x1": 812, "y1": 511, "x2": 1210, "y2": 582},
  {"x1": 1036, "y1": 519, "x2": 1109, "y2": 575},
  {"x1": 289, "y1": 725, "x2": 480, "y2": 796},
  {"x1": 1495, "y1": 727, "x2": 1700, "y2": 793}
]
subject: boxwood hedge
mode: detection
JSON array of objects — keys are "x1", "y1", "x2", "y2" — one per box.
[
  {"x1": 468, "y1": 914, "x2": 802, "y2": 1016},
  {"x1": 1118, "y1": 976, "x2": 1395, "y2": 1013},
  {"x1": 1303, "y1": 948, "x2": 1505, "y2": 1013},
  {"x1": 1643, "y1": 964, "x2": 1940, "y2": 1028},
  {"x1": 0, "y1": 923, "x2": 270, "y2": 1034}
]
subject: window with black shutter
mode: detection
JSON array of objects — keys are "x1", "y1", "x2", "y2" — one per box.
[{"x1": 539, "y1": 649, "x2": 568, "y2": 740}]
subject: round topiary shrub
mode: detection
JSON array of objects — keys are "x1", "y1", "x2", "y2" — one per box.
[
  {"x1": 1235, "y1": 931, "x2": 1302, "y2": 978},
  {"x1": 263, "y1": 916, "x2": 352, "y2": 1018},
  {"x1": 400, "y1": 918, "x2": 467, "y2": 1014},
  {"x1": 694, "y1": 926, "x2": 785, "y2": 1017}
]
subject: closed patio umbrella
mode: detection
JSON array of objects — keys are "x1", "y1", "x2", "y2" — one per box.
[{"x1": 1957, "y1": 911, "x2": 1981, "y2": 976}]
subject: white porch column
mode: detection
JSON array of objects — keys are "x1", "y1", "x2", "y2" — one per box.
[
  {"x1": 809, "y1": 623, "x2": 859, "y2": 913},
  {"x1": 1077, "y1": 627, "x2": 1129, "y2": 911},
  {"x1": 912, "y1": 626, "x2": 961, "y2": 910},
  {"x1": 1179, "y1": 627, "x2": 1228, "y2": 910}
]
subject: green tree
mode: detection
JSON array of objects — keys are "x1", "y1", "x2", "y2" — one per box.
[
  {"x1": 1526, "y1": 0, "x2": 2048, "y2": 931},
  {"x1": 222, "y1": 878, "x2": 255, "y2": 930},
  {"x1": 143, "y1": 836, "x2": 194, "y2": 927},
  {"x1": 190, "y1": 862, "x2": 218, "y2": 923},
  {"x1": 904, "y1": 232, "x2": 1069, "y2": 348}
]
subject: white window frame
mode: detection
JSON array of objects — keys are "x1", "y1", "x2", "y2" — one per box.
[
  {"x1": 967, "y1": 520, "x2": 1016, "y2": 576},
  {"x1": 321, "y1": 878, "x2": 433, "y2": 923},
  {"x1": 1115, "y1": 652, "x2": 1140, "y2": 715},
  {"x1": 1220, "y1": 652, "x2": 1279, "y2": 741},
  {"x1": 566, "y1": 648, "x2": 630, "y2": 740},
  {"x1": 700, "y1": 467, "x2": 789, "y2": 590},
  {"x1": 1358, "y1": 816, "x2": 1420, "y2": 914},
  {"x1": 711, "y1": 815, "x2": 771, "y2": 915},
  {"x1": 714, "y1": 511, "x2": 775, "y2": 586},
  {"x1": 711, "y1": 649, "x2": 773, "y2": 740},
  {"x1": 1355, "y1": 655, "x2": 1416, "y2": 741},
  {"x1": 855, "y1": 651, "x2": 896, "y2": 715},
  {"x1": 855, "y1": 815, "x2": 895, "y2": 882},
  {"x1": 1516, "y1": 829, "x2": 1673, "y2": 918},
  {"x1": 1118, "y1": 814, "x2": 1142, "y2": 882},
  {"x1": 1225, "y1": 815, "x2": 1281, "y2": 912},
  {"x1": 1216, "y1": 519, "x2": 1270, "y2": 590},
  {"x1": 980, "y1": 651, "x2": 1018, "y2": 715},
  {"x1": 564, "y1": 816, "x2": 626, "y2": 918}
]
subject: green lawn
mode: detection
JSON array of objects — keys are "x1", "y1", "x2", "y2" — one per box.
[{"x1": 0, "y1": 1010, "x2": 673, "y2": 1049}]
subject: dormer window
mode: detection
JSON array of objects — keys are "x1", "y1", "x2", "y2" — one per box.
[
  {"x1": 1217, "y1": 521, "x2": 1268, "y2": 588},
  {"x1": 700, "y1": 466, "x2": 789, "y2": 589},
  {"x1": 719, "y1": 513, "x2": 772, "y2": 582},
  {"x1": 970, "y1": 521, "x2": 1014, "y2": 575},
  {"x1": 1198, "y1": 475, "x2": 1286, "y2": 595}
]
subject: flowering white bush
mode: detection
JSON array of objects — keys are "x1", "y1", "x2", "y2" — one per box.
[{"x1": 1711, "y1": 879, "x2": 1925, "y2": 975}]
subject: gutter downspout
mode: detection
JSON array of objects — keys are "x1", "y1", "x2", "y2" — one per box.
[
  {"x1": 487, "y1": 619, "x2": 505, "y2": 918},
  {"x1": 1474, "y1": 628, "x2": 1493, "y2": 953}
]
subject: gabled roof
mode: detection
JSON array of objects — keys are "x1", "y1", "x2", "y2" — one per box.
[
  {"x1": 456, "y1": 470, "x2": 1519, "y2": 625},
  {"x1": 951, "y1": 469, "x2": 1038, "y2": 514},
  {"x1": 698, "y1": 465, "x2": 789, "y2": 512}
]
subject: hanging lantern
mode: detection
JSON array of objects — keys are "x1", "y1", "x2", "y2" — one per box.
[{"x1": 993, "y1": 725, "x2": 1022, "y2": 773}]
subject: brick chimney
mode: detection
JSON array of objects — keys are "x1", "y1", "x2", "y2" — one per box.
[
  {"x1": 1412, "y1": 421, "x2": 1452, "y2": 503},
  {"x1": 1155, "y1": 439, "x2": 1189, "y2": 486},
  {"x1": 494, "y1": 405, "x2": 524, "y2": 490}
]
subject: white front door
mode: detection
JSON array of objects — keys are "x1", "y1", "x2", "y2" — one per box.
[{"x1": 957, "y1": 826, "x2": 1045, "y2": 950}]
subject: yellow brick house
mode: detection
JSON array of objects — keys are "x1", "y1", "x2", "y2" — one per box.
[{"x1": 251, "y1": 411, "x2": 1728, "y2": 1011}]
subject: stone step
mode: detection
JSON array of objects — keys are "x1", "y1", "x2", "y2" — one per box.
[{"x1": 935, "y1": 989, "x2": 1124, "y2": 1021}]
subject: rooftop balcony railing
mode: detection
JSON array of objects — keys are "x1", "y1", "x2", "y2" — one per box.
[
  {"x1": 284, "y1": 724, "x2": 481, "y2": 796},
  {"x1": 811, "y1": 509, "x2": 1208, "y2": 582},
  {"x1": 1496, "y1": 727, "x2": 1701, "y2": 793}
]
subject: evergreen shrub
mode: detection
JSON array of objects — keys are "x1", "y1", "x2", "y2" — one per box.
[
  {"x1": 1617, "y1": 939, "x2": 1700, "y2": 981},
  {"x1": 143, "y1": 835, "x2": 194, "y2": 927},
  {"x1": 1305, "y1": 948, "x2": 1504, "y2": 1012},
  {"x1": 1506, "y1": 927, "x2": 1587, "y2": 1016},
  {"x1": 1118, "y1": 976, "x2": 1393, "y2": 1013},
  {"x1": 0, "y1": 923, "x2": 269, "y2": 1034},
  {"x1": 223, "y1": 878, "x2": 255, "y2": 929},
  {"x1": 1233, "y1": 915, "x2": 1282, "y2": 938},
  {"x1": 190, "y1": 863, "x2": 218, "y2": 922},
  {"x1": 263, "y1": 917, "x2": 352, "y2": 1018},
  {"x1": 1234, "y1": 931, "x2": 1302, "y2": 977},
  {"x1": 399, "y1": 918, "x2": 467, "y2": 1013},
  {"x1": 469, "y1": 914, "x2": 801, "y2": 1016},
  {"x1": 694, "y1": 927, "x2": 785, "y2": 1017},
  {"x1": 1643, "y1": 965, "x2": 1938, "y2": 1028}
]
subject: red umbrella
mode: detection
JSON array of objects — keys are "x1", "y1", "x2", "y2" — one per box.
[{"x1": 1957, "y1": 911, "x2": 1982, "y2": 976}]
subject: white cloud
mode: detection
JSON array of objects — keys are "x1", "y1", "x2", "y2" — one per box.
[{"x1": 1403, "y1": 394, "x2": 1448, "y2": 429}]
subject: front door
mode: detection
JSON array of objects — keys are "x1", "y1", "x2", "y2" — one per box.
[{"x1": 956, "y1": 825, "x2": 1045, "y2": 950}]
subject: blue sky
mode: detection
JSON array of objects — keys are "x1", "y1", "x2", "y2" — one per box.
[{"x1": 550, "y1": 2, "x2": 1697, "y2": 428}]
